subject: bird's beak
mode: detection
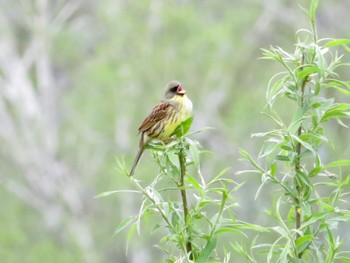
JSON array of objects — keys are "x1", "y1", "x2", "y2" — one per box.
[{"x1": 177, "y1": 85, "x2": 186, "y2": 95}]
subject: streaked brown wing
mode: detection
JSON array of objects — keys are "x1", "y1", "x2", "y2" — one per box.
[{"x1": 138, "y1": 101, "x2": 172, "y2": 132}]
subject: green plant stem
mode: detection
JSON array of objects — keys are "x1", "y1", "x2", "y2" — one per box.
[
  {"x1": 129, "y1": 176, "x2": 191, "y2": 256},
  {"x1": 295, "y1": 53, "x2": 307, "y2": 259},
  {"x1": 178, "y1": 146, "x2": 193, "y2": 261},
  {"x1": 129, "y1": 176, "x2": 174, "y2": 229}
]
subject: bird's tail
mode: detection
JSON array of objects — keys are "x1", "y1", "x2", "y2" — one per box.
[{"x1": 129, "y1": 147, "x2": 144, "y2": 176}]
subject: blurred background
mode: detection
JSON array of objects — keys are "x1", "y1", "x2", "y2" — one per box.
[{"x1": 0, "y1": 0, "x2": 350, "y2": 262}]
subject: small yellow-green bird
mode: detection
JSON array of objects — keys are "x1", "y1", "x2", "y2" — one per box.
[{"x1": 129, "y1": 80, "x2": 193, "y2": 176}]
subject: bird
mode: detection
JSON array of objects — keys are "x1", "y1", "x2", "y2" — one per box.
[{"x1": 129, "y1": 80, "x2": 193, "y2": 176}]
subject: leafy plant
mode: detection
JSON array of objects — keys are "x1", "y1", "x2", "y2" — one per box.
[
  {"x1": 239, "y1": 0, "x2": 350, "y2": 262},
  {"x1": 101, "y1": 118, "x2": 264, "y2": 262}
]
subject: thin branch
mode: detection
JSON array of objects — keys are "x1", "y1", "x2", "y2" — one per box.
[
  {"x1": 295, "y1": 51, "x2": 307, "y2": 259},
  {"x1": 178, "y1": 145, "x2": 193, "y2": 261}
]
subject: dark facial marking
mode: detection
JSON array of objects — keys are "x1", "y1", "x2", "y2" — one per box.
[{"x1": 170, "y1": 85, "x2": 179, "y2": 93}]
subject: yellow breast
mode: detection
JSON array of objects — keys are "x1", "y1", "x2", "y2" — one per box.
[{"x1": 157, "y1": 94, "x2": 192, "y2": 140}]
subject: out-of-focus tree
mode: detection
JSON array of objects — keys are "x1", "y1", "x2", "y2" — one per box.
[
  {"x1": 0, "y1": 0, "x2": 97, "y2": 262},
  {"x1": 0, "y1": 0, "x2": 349, "y2": 262}
]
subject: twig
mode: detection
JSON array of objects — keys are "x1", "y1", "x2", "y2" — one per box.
[
  {"x1": 295, "y1": 52, "x2": 307, "y2": 259},
  {"x1": 129, "y1": 177, "x2": 175, "y2": 232},
  {"x1": 178, "y1": 144, "x2": 193, "y2": 261}
]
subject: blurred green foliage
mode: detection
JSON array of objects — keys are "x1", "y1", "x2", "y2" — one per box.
[{"x1": 0, "y1": 0, "x2": 350, "y2": 262}]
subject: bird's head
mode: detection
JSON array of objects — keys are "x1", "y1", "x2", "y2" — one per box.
[{"x1": 164, "y1": 80, "x2": 186, "y2": 99}]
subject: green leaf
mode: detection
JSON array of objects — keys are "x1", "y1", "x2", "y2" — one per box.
[
  {"x1": 189, "y1": 143, "x2": 200, "y2": 168},
  {"x1": 331, "y1": 87, "x2": 350, "y2": 97},
  {"x1": 251, "y1": 130, "x2": 283, "y2": 138},
  {"x1": 325, "y1": 39, "x2": 350, "y2": 48},
  {"x1": 296, "y1": 235, "x2": 313, "y2": 256},
  {"x1": 336, "y1": 257, "x2": 350, "y2": 263},
  {"x1": 326, "y1": 226, "x2": 335, "y2": 253},
  {"x1": 321, "y1": 103, "x2": 350, "y2": 122},
  {"x1": 308, "y1": 166, "x2": 323, "y2": 177},
  {"x1": 261, "y1": 47, "x2": 281, "y2": 61},
  {"x1": 271, "y1": 226, "x2": 289, "y2": 239},
  {"x1": 275, "y1": 155, "x2": 290, "y2": 162},
  {"x1": 289, "y1": 106, "x2": 307, "y2": 134},
  {"x1": 166, "y1": 151, "x2": 180, "y2": 173},
  {"x1": 171, "y1": 117, "x2": 193, "y2": 137},
  {"x1": 126, "y1": 223, "x2": 137, "y2": 254},
  {"x1": 185, "y1": 174, "x2": 202, "y2": 193},
  {"x1": 208, "y1": 167, "x2": 231, "y2": 186},
  {"x1": 324, "y1": 79, "x2": 350, "y2": 90},
  {"x1": 301, "y1": 212, "x2": 329, "y2": 229},
  {"x1": 114, "y1": 216, "x2": 136, "y2": 235},
  {"x1": 254, "y1": 173, "x2": 271, "y2": 200},
  {"x1": 295, "y1": 170, "x2": 312, "y2": 189},
  {"x1": 325, "y1": 159, "x2": 350, "y2": 168},
  {"x1": 297, "y1": 66, "x2": 320, "y2": 80},
  {"x1": 231, "y1": 242, "x2": 257, "y2": 263},
  {"x1": 291, "y1": 134, "x2": 316, "y2": 155},
  {"x1": 197, "y1": 237, "x2": 217, "y2": 263},
  {"x1": 266, "y1": 77, "x2": 285, "y2": 106},
  {"x1": 270, "y1": 162, "x2": 277, "y2": 176},
  {"x1": 170, "y1": 210, "x2": 181, "y2": 227},
  {"x1": 95, "y1": 190, "x2": 122, "y2": 198},
  {"x1": 262, "y1": 111, "x2": 285, "y2": 127},
  {"x1": 260, "y1": 143, "x2": 280, "y2": 159},
  {"x1": 336, "y1": 118, "x2": 349, "y2": 128},
  {"x1": 232, "y1": 221, "x2": 269, "y2": 233},
  {"x1": 300, "y1": 130, "x2": 328, "y2": 144},
  {"x1": 324, "y1": 79, "x2": 350, "y2": 96},
  {"x1": 239, "y1": 149, "x2": 265, "y2": 173},
  {"x1": 309, "y1": 0, "x2": 319, "y2": 23},
  {"x1": 214, "y1": 227, "x2": 240, "y2": 235}
]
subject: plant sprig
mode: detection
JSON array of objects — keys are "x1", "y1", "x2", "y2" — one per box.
[
  {"x1": 107, "y1": 118, "x2": 263, "y2": 262},
  {"x1": 239, "y1": 0, "x2": 350, "y2": 262}
]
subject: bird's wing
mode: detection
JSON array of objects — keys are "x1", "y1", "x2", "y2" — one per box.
[{"x1": 138, "y1": 101, "x2": 172, "y2": 132}]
